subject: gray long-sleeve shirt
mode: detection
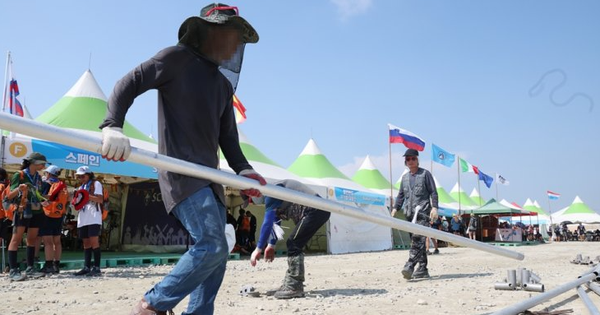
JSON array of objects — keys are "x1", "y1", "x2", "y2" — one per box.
[
  {"x1": 100, "y1": 45, "x2": 252, "y2": 212},
  {"x1": 394, "y1": 168, "x2": 438, "y2": 215}
]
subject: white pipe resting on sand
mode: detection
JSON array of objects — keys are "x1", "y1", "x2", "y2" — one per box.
[
  {"x1": 507, "y1": 270, "x2": 517, "y2": 288},
  {"x1": 522, "y1": 283, "x2": 544, "y2": 292},
  {"x1": 587, "y1": 282, "x2": 600, "y2": 297},
  {"x1": 576, "y1": 285, "x2": 600, "y2": 315},
  {"x1": 494, "y1": 283, "x2": 514, "y2": 291},
  {"x1": 491, "y1": 265, "x2": 600, "y2": 315},
  {"x1": 0, "y1": 113, "x2": 525, "y2": 261}
]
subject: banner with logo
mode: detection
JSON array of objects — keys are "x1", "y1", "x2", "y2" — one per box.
[{"x1": 2, "y1": 135, "x2": 157, "y2": 179}]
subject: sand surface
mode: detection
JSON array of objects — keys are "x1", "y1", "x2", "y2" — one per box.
[{"x1": 2, "y1": 241, "x2": 599, "y2": 315}]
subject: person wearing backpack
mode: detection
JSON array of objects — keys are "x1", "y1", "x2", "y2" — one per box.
[
  {"x1": 0, "y1": 168, "x2": 12, "y2": 267},
  {"x1": 39, "y1": 165, "x2": 68, "y2": 274},
  {"x1": 6, "y1": 152, "x2": 48, "y2": 281},
  {"x1": 72, "y1": 166, "x2": 103, "y2": 277}
]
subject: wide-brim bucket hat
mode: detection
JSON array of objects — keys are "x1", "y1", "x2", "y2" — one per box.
[{"x1": 178, "y1": 3, "x2": 259, "y2": 44}]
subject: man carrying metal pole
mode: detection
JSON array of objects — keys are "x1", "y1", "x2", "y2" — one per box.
[
  {"x1": 99, "y1": 4, "x2": 266, "y2": 315},
  {"x1": 391, "y1": 148, "x2": 438, "y2": 280}
]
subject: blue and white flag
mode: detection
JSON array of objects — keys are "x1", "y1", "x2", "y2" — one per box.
[{"x1": 431, "y1": 144, "x2": 455, "y2": 167}]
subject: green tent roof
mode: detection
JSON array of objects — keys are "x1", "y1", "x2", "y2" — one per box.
[
  {"x1": 473, "y1": 199, "x2": 529, "y2": 216},
  {"x1": 469, "y1": 188, "x2": 486, "y2": 207},
  {"x1": 352, "y1": 155, "x2": 392, "y2": 190},
  {"x1": 449, "y1": 183, "x2": 477, "y2": 207},
  {"x1": 434, "y1": 177, "x2": 457, "y2": 205},
  {"x1": 219, "y1": 131, "x2": 279, "y2": 166},
  {"x1": 35, "y1": 70, "x2": 155, "y2": 143},
  {"x1": 288, "y1": 139, "x2": 349, "y2": 179},
  {"x1": 563, "y1": 196, "x2": 595, "y2": 215}
]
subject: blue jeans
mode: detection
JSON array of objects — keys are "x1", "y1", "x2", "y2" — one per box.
[{"x1": 145, "y1": 187, "x2": 228, "y2": 315}]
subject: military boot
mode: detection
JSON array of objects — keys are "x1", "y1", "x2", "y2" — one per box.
[
  {"x1": 412, "y1": 266, "x2": 430, "y2": 279},
  {"x1": 274, "y1": 254, "x2": 305, "y2": 299},
  {"x1": 401, "y1": 263, "x2": 414, "y2": 280}
]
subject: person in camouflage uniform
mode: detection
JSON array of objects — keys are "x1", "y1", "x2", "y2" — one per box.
[
  {"x1": 391, "y1": 149, "x2": 438, "y2": 280},
  {"x1": 249, "y1": 179, "x2": 330, "y2": 299}
]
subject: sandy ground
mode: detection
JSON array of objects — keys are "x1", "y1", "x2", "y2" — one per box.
[{"x1": 1, "y1": 242, "x2": 599, "y2": 315}]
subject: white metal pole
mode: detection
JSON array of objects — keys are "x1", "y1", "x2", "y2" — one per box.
[
  {"x1": 0, "y1": 113, "x2": 524, "y2": 261},
  {"x1": 491, "y1": 266, "x2": 600, "y2": 315},
  {"x1": 577, "y1": 285, "x2": 600, "y2": 315}
]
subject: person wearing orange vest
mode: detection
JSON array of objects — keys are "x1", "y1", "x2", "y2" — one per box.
[
  {"x1": 7, "y1": 152, "x2": 48, "y2": 281},
  {"x1": 39, "y1": 165, "x2": 68, "y2": 274},
  {"x1": 0, "y1": 168, "x2": 11, "y2": 267}
]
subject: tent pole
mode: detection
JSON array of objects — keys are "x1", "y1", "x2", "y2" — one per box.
[{"x1": 0, "y1": 113, "x2": 525, "y2": 261}]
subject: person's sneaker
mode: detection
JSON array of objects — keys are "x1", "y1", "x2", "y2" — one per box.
[
  {"x1": 9, "y1": 269, "x2": 26, "y2": 282},
  {"x1": 274, "y1": 286, "x2": 304, "y2": 299},
  {"x1": 426, "y1": 250, "x2": 432, "y2": 255},
  {"x1": 73, "y1": 267, "x2": 90, "y2": 276},
  {"x1": 412, "y1": 268, "x2": 430, "y2": 279},
  {"x1": 25, "y1": 266, "x2": 45, "y2": 278},
  {"x1": 433, "y1": 249, "x2": 440, "y2": 255},
  {"x1": 401, "y1": 265, "x2": 414, "y2": 280},
  {"x1": 130, "y1": 298, "x2": 174, "y2": 315},
  {"x1": 87, "y1": 266, "x2": 102, "y2": 277}
]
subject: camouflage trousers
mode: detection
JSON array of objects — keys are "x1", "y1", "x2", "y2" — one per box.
[
  {"x1": 405, "y1": 216, "x2": 430, "y2": 270},
  {"x1": 283, "y1": 253, "x2": 305, "y2": 290}
]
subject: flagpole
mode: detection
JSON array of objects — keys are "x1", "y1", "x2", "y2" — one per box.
[
  {"x1": 388, "y1": 132, "x2": 393, "y2": 211},
  {"x1": 457, "y1": 156, "x2": 462, "y2": 213},
  {"x1": 477, "y1": 180, "x2": 482, "y2": 206},
  {"x1": 1, "y1": 51, "x2": 10, "y2": 114},
  {"x1": 495, "y1": 173, "x2": 499, "y2": 201},
  {"x1": 547, "y1": 194, "x2": 554, "y2": 242}
]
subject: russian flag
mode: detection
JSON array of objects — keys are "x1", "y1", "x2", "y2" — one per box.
[
  {"x1": 547, "y1": 190, "x2": 560, "y2": 200},
  {"x1": 388, "y1": 124, "x2": 425, "y2": 151},
  {"x1": 9, "y1": 79, "x2": 25, "y2": 117}
]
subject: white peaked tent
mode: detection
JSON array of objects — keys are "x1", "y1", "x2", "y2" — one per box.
[
  {"x1": 449, "y1": 183, "x2": 477, "y2": 210},
  {"x1": 552, "y1": 196, "x2": 600, "y2": 224},
  {"x1": 219, "y1": 130, "x2": 311, "y2": 184},
  {"x1": 434, "y1": 177, "x2": 459, "y2": 214},
  {"x1": 521, "y1": 199, "x2": 551, "y2": 225},
  {"x1": 288, "y1": 139, "x2": 392, "y2": 254},
  {"x1": 469, "y1": 188, "x2": 486, "y2": 207},
  {"x1": 500, "y1": 199, "x2": 521, "y2": 210},
  {"x1": 351, "y1": 155, "x2": 397, "y2": 197}
]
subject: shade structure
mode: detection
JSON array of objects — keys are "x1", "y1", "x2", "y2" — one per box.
[
  {"x1": 3, "y1": 70, "x2": 158, "y2": 179},
  {"x1": 470, "y1": 188, "x2": 486, "y2": 207},
  {"x1": 449, "y1": 183, "x2": 477, "y2": 210},
  {"x1": 552, "y1": 196, "x2": 600, "y2": 224},
  {"x1": 36, "y1": 70, "x2": 154, "y2": 143},
  {"x1": 288, "y1": 139, "x2": 372, "y2": 192},
  {"x1": 352, "y1": 155, "x2": 397, "y2": 197},
  {"x1": 472, "y1": 199, "x2": 531, "y2": 216},
  {"x1": 219, "y1": 130, "x2": 310, "y2": 184}
]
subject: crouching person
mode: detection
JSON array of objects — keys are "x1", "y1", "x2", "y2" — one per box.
[{"x1": 249, "y1": 179, "x2": 330, "y2": 299}]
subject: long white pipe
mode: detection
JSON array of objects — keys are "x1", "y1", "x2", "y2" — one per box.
[
  {"x1": 0, "y1": 113, "x2": 524, "y2": 261},
  {"x1": 491, "y1": 266, "x2": 600, "y2": 315},
  {"x1": 577, "y1": 285, "x2": 600, "y2": 315},
  {"x1": 587, "y1": 281, "x2": 600, "y2": 297}
]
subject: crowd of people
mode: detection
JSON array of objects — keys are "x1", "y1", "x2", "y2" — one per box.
[
  {"x1": 0, "y1": 153, "x2": 109, "y2": 281},
  {"x1": 551, "y1": 222, "x2": 600, "y2": 242}
]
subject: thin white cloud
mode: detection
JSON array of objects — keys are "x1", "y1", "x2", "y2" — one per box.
[{"x1": 330, "y1": 0, "x2": 373, "y2": 20}]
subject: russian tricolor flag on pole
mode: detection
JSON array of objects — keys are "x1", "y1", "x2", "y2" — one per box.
[
  {"x1": 388, "y1": 123, "x2": 425, "y2": 151},
  {"x1": 547, "y1": 190, "x2": 560, "y2": 200}
]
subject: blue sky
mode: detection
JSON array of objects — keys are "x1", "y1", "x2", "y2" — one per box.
[{"x1": 1, "y1": 1, "x2": 599, "y2": 213}]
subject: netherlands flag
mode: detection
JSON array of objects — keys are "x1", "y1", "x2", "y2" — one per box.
[
  {"x1": 9, "y1": 79, "x2": 24, "y2": 117},
  {"x1": 547, "y1": 190, "x2": 560, "y2": 200},
  {"x1": 388, "y1": 123, "x2": 425, "y2": 151}
]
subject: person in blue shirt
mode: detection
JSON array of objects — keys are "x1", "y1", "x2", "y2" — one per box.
[{"x1": 249, "y1": 179, "x2": 330, "y2": 299}]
